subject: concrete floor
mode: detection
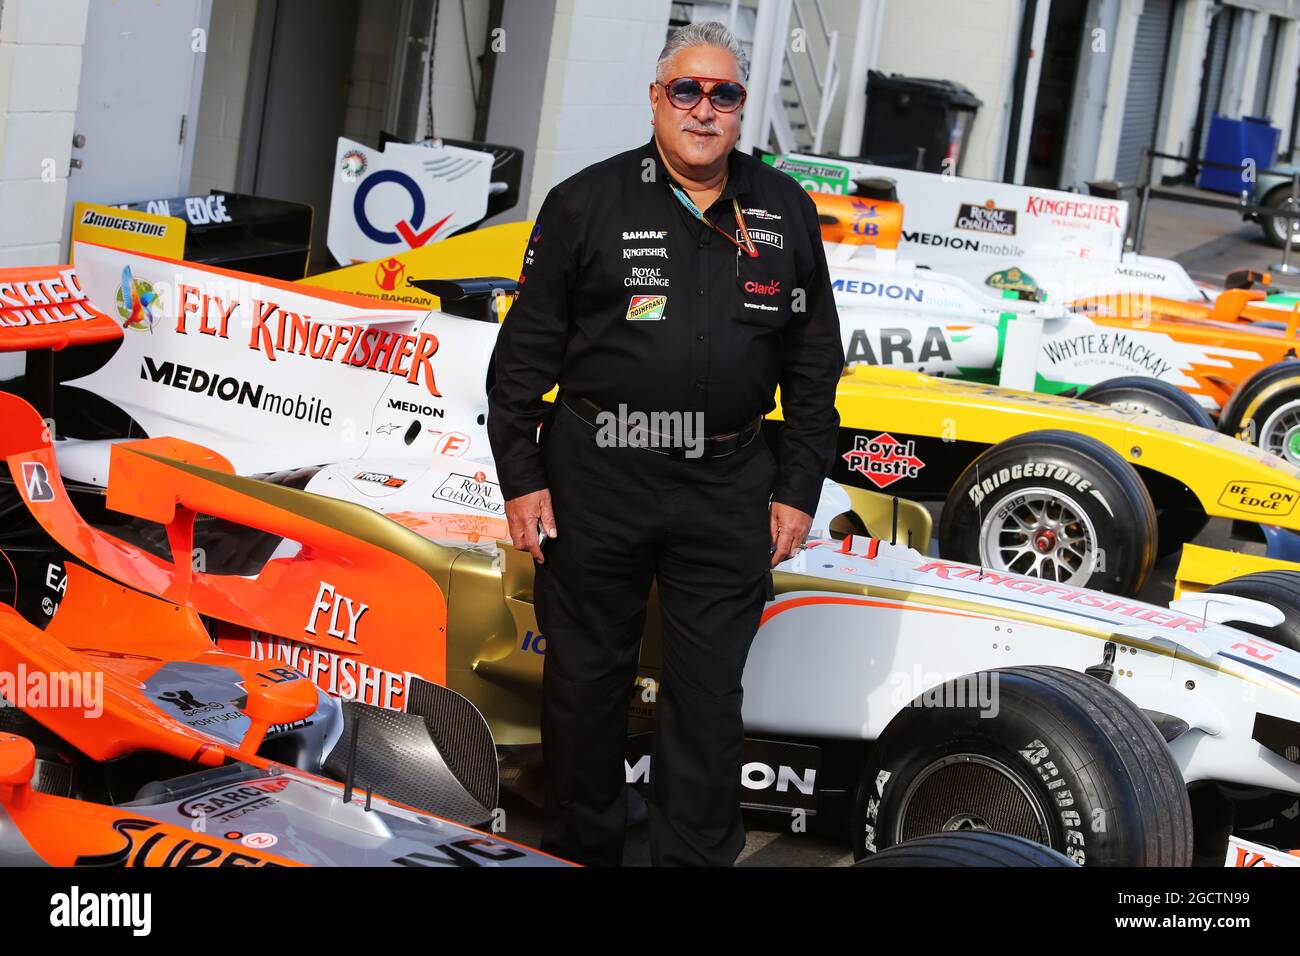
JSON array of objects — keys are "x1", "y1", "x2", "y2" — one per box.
[
  {"x1": 496, "y1": 203, "x2": 1281, "y2": 867},
  {"x1": 1139, "y1": 192, "x2": 1296, "y2": 285}
]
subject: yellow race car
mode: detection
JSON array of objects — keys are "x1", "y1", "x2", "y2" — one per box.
[{"x1": 771, "y1": 365, "x2": 1300, "y2": 597}]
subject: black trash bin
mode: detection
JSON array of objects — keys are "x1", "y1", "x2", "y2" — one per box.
[{"x1": 861, "y1": 71, "x2": 982, "y2": 174}]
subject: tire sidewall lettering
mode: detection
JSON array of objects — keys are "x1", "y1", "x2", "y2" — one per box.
[{"x1": 966, "y1": 459, "x2": 1109, "y2": 513}]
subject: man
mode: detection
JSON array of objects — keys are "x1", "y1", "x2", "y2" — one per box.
[{"x1": 487, "y1": 21, "x2": 843, "y2": 866}]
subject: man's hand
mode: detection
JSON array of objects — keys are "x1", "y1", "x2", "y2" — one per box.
[
  {"x1": 770, "y1": 501, "x2": 812, "y2": 568},
  {"x1": 505, "y1": 488, "x2": 557, "y2": 563}
]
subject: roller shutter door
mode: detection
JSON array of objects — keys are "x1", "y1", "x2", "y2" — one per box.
[{"x1": 1114, "y1": 0, "x2": 1175, "y2": 184}]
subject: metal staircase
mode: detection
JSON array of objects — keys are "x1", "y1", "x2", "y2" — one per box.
[{"x1": 671, "y1": 0, "x2": 841, "y2": 154}]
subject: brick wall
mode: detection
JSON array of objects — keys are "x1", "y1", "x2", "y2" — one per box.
[
  {"x1": 526, "y1": 0, "x2": 672, "y2": 215},
  {"x1": 0, "y1": 0, "x2": 89, "y2": 266}
]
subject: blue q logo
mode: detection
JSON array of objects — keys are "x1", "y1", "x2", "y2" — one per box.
[
  {"x1": 850, "y1": 199, "x2": 880, "y2": 237},
  {"x1": 353, "y1": 170, "x2": 426, "y2": 244}
]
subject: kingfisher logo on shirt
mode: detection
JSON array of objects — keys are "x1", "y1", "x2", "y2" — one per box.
[{"x1": 626, "y1": 295, "x2": 667, "y2": 321}]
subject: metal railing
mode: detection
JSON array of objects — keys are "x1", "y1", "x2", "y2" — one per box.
[
  {"x1": 1127, "y1": 146, "x2": 1300, "y2": 276},
  {"x1": 787, "y1": 0, "x2": 840, "y2": 153}
]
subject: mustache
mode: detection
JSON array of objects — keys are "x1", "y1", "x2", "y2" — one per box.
[{"x1": 680, "y1": 121, "x2": 723, "y2": 135}]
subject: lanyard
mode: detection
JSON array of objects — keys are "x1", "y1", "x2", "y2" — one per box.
[{"x1": 668, "y1": 183, "x2": 758, "y2": 258}]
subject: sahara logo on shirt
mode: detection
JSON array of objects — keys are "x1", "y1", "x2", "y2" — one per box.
[{"x1": 626, "y1": 295, "x2": 667, "y2": 321}]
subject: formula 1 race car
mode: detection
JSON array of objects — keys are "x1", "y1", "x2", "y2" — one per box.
[
  {"x1": 762, "y1": 149, "x2": 1205, "y2": 303},
  {"x1": 772, "y1": 363, "x2": 1300, "y2": 596},
  {"x1": 7, "y1": 243, "x2": 1300, "y2": 607},
  {"x1": 9, "y1": 387, "x2": 1300, "y2": 869},
  {"x1": 0, "y1": 395, "x2": 566, "y2": 867},
  {"x1": 767, "y1": 151, "x2": 1300, "y2": 460}
]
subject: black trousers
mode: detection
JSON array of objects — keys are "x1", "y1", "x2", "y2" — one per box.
[{"x1": 535, "y1": 405, "x2": 776, "y2": 866}]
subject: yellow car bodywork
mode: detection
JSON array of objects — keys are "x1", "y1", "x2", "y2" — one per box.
[
  {"x1": 772, "y1": 364, "x2": 1300, "y2": 530},
  {"x1": 1174, "y1": 543, "x2": 1299, "y2": 598}
]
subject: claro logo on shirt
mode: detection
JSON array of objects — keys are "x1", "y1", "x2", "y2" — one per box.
[
  {"x1": 625, "y1": 295, "x2": 667, "y2": 321},
  {"x1": 744, "y1": 279, "x2": 781, "y2": 296}
]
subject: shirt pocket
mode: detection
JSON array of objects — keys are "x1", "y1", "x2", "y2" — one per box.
[{"x1": 734, "y1": 249, "x2": 796, "y2": 331}]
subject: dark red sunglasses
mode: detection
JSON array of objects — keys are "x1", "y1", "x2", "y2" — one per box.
[{"x1": 659, "y1": 76, "x2": 747, "y2": 113}]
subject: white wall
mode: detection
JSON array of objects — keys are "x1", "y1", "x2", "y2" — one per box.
[
  {"x1": 190, "y1": 0, "x2": 258, "y2": 194},
  {"x1": 870, "y1": 0, "x2": 1022, "y2": 180},
  {"x1": 526, "y1": 0, "x2": 672, "y2": 215},
  {"x1": 1154, "y1": 0, "x2": 1214, "y2": 181},
  {"x1": 485, "y1": 0, "x2": 556, "y2": 225},
  {"x1": 0, "y1": 0, "x2": 88, "y2": 266},
  {"x1": 1267, "y1": 18, "x2": 1300, "y2": 154},
  {"x1": 1092, "y1": 0, "x2": 1143, "y2": 182}
]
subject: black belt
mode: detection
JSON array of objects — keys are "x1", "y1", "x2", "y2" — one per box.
[{"x1": 560, "y1": 398, "x2": 762, "y2": 461}]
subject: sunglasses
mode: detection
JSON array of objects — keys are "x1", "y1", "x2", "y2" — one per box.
[{"x1": 659, "y1": 76, "x2": 747, "y2": 113}]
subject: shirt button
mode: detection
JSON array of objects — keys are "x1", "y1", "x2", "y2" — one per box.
[
  {"x1": 696, "y1": 334, "x2": 705, "y2": 341},
  {"x1": 694, "y1": 381, "x2": 705, "y2": 390},
  {"x1": 696, "y1": 287, "x2": 704, "y2": 296}
]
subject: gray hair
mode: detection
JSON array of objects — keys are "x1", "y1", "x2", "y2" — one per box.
[{"x1": 656, "y1": 21, "x2": 749, "y2": 82}]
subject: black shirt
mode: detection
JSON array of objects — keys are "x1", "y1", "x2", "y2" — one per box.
[{"x1": 487, "y1": 137, "x2": 843, "y2": 516}]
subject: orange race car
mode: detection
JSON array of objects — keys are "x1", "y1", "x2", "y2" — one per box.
[{"x1": 0, "y1": 392, "x2": 567, "y2": 868}]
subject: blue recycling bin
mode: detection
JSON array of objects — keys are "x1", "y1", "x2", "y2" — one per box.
[{"x1": 1199, "y1": 115, "x2": 1281, "y2": 194}]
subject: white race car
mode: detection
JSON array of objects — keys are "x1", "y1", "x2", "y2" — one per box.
[{"x1": 764, "y1": 149, "x2": 1206, "y2": 304}]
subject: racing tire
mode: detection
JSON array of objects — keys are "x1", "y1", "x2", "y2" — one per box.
[
  {"x1": 1076, "y1": 378, "x2": 1213, "y2": 557},
  {"x1": 853, "y1": 830, "x2": 1078, "y2": 867},
  {"x1": 1078, "y1": 376, "x2": 1216, "y2": 430},
  {"x1": 939, "y1": 430, "x2": 1158, "y2": 595},
  {"x1": 1260, "y1": 186, "x2": 1300, "y2": 248},
  {"x1": 849, "y1": 666, "x2": 1194, "y2": 867},
  {"x1": 1219, "y1": 359, "x2": 1300, "y2": 465},
  {"x1": 1203, "y1": 570, "x2": 1300, "y2": 652}
]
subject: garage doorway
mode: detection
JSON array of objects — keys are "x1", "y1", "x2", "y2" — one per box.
[
  {"x1": 236, "y1": 0, "x2": 363, "y2": 272},
  {"x1": 1025, "y1": 0, "x2": 1089, "y2": 188}
]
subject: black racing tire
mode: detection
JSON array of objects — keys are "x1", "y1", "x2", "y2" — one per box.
[
  {"x1": 1219, "y1": 360, "x2": 1300, "y2": 463},
  {"x1": 1078, "y1": 376, "x2": 1216, "y2": 430},
  {"x1": 1074, "y1": 380, "x2": 1214, "y2": 558},
  {"x1": 939, "y1": 430, "x2": 1158, "y2": 595},
  {"x1": 1203, "y1": 570, "x2": 1300, "y2": 652},
  {"x1": 850, "y1": 666, "x2": 1194, "y2": 867},
  {"x1": 1260, "y1": 186, "x2": 1300, "y2": 248},
  {"x1": 853, "y1": 830, "x2": 1078, "y2": 867}
]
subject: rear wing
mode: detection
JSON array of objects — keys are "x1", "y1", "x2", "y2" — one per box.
[
  {"x1": 1, "y1": 391, "x2": 454, "y2": 711},
  {"x1": 65, "y1": 241, "x2": 497, "y2": 475},
  {"x1": 0, "y1": 265, "x2": 123, "y2": 419},
  {"x1": 0, "y1": 266, "x2": 122, "y2": 352}
]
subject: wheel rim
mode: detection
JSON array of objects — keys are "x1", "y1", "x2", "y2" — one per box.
[
  {"x1": 1258, "y1": 400, "x2": 1300, "y2": 465},
  {"x1": 977, "y1": 487, "x2": 1099, "y2": 585},
  {"x1": 893, "y1": 753, "x2": 1054, "y2": 847},
  {"x1": 1272, "y1": 197, "x2": 1300, "y2": 245}
]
